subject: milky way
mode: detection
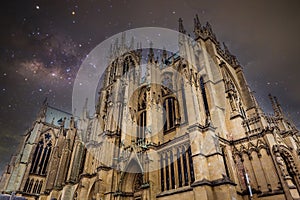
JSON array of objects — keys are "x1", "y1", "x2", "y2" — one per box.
[{"x1": 0, "y1": 0, "x2": 300, "y2": 173}]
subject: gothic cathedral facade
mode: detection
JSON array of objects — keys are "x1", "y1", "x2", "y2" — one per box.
[{"x1": 1, "y1": 16, "x2": 300, "y2": 200}]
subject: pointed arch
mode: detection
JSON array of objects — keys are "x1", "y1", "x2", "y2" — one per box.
[
  {"x1": 199, "y1": 76, "x2": 210, "y2": 117},
  {"x1": 220, "y1": 62, "x2": 246, "y2": 118},
  {"x1": 220, "y1": 62, "x2": 241, "y2": 95},
  {"x1": 119, "y1": 159, "x2": 144, "y2": 194},
  {"x1": 137, "y1": 111, "x2": 146, "y2": 140},
  {"x1": 109, "y1": 58, "x2": 118, "y2": 84},
  {"x1": 33, "y1": 179, "x2": 39, "y2": 193},
  {"x1": 37, "y1": 180, "x2": 43, "y2": 194},
  {"x1": 23, "y1": 178, "x2": 29, "y2": 192},
  {"x1": 122, "y1": 55, "x2": 136, "y2": 75},
  {"x1": 28, "y1": 179, "x2": 34, "y2": 193},
  {"x1": 30, "y1": 131, "x2": 53, "y2": 175},
  {"x1": 273, "y1": 145, "x2": 300, "y2": 192},
  {"x1": 163, "y1": 97, "x2": 176, "y2": 132},
  {"x1": 161, "y1": 85, "x2": 181, "y2": 132}
]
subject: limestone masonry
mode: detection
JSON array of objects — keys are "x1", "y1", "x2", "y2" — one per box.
[{"x1": 1, "y1": 16, "x2": 300, "y2": 200}]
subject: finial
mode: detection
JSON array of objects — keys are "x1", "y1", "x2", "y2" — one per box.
[
  {"x1": 178, "y1": 18, "x2": 186, "y2": 34},
  {"x1": 121, "y1": 32, "x2": 126, "y2": 49},
  {"x1": 38, "y1": 97, "x2": 48, "y2": 119},
  {"x1": 70, "y1": 116, "x2": 75, "y2": 129},
  {"x1": 206, "y1": 22, "x2": 212, "y2": 30},
  {"x1": 273, "y1": 96, "x2": 283, "y2": 116},
  {"x1": 162, "y1": 47, "x2": 167, "y2": 60},
  {"x1": 43, "y1": 97, "x2": 48, "y2": 106},
  {"x1": 269, "y1": 94, "x2": 280, "y2": 116},
  {"x1": 148, "y1": 41, "x2": 154, "y2": 62},
  {"x1": 194, "y1": 14, "x2": 201, "y2": 31},
  {"x1": 223, "y1": 42, "x2": 231, "y2": 54},
  {"x1": 130, "y1": 36, "x2": 134, "y2": 49}
]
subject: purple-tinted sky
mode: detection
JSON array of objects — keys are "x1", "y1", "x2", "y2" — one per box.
[{"x1": 0, "y1": 0, "x2": 300, "y2": 172}]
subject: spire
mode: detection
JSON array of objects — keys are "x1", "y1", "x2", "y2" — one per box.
[
  {"x1": 121, "y1": 32, "x2": 126, "y2": 49},
  {"x1": 204, "y1": 22, "x2": 217, "y2": 42},
  {"x1": 148, "y1": 41, "x2": 154, "y2": 63},
  {"x1": 223, "y1": 42, "x2": 231, "y2": 55},
  {"x1": 38, "y1": 97, "x2": 48, "y2": 119},
  {"x1": 268, "y1": 94, "x2": 280, "y2": 117},
  {"x1": 178, "y1": 18, "x2": 186, "y2": 34},
  {"x1": 273, "y1": 96, "x2": 283, "y2": 116},
  {"x1": 70, "y1": 116, "x2": 75, "y2": 129},
  {"x1": 205, "y1": 22, "x2": 212, "y2": 32},
  {"x1": 42, "y1": 97, "x2": 48, "y2": 106},
  {"x1": 162, "y1": 47, "x2": 167, "y2": 60},
  {"x1": 130, "y1": 36, "x2": 134, "y2": 49},
  {"x1": 194, "y1": 14, "x2": 201, "y2": 32}
]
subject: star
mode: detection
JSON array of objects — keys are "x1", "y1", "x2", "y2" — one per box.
[{"x1": 36, "y1": 5, "x2": 40, "y2": 10}]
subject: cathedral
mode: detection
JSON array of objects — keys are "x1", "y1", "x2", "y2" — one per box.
[{"x1": 1, "y1": 16, "x2": 300, "y2": 200}]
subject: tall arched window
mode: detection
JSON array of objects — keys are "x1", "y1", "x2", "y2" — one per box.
[
  {"x1": 109, "y1": 60, "x2": 117, "y2": 84},
  {"x1": 177, "y1": 148, "x2": 183, "y2": 187},
  {"x1": 28, "y1": 179, "x2": 34, "y2": 193},
  {"x1": 160, "y1": 146, "x2": 194, "y2": 192},
  {"x1": 33, "y1": 180, "x2": 39, "y2": 193},
  {"x1": 200, "y1": 76, "x2": 210, "y2": 117},
  {"x1": 170, "y1": 152, "x2": 175, "y2": 189},
  {"x1": 23, "y1": 178, "x2": 29, "y2": 192},
  {"x1": 30, "y1": 134, "x2": 52, "y2": 175},
  {"x1": 41, "y1": 142, "x2": 52, "y2": 175},
  {"x1": 37, "y1": 181, "x2": 43, "y2": 194},
  {"x1": 123, "y1": 56, "x2": 135, "y2": 75},
  {"x1": 160, "y1": 154, "x2": 165, "y2": 191},
  {"x1": 30, "y1": 141, "x2": 44, "y2": 173},
  {"x1": 163, "y1": 97, "x2": 176, "y2": 132},
  {"x1": 165, "y1": 152, "x2": 170, "y2": 190},
  {"x1": 187, "y1": 147, "x2": 195, "y2": 183},
  {"x1": 182, "y1": 146, "x2": 189, "y2": 186},
  {"x1": 137, "y1": 111, "x2": 146, "y2": 140}
]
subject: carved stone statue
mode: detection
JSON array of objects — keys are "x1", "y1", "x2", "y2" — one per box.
[{"x1": 275, "y1": 152, "x2": 288, "y2": 177}]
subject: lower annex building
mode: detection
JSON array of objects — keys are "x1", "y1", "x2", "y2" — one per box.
[{"x1": 1, "y1": 16, "x2": 300, "y2": 200}]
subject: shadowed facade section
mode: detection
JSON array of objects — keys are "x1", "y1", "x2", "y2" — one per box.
[{"x1": 1, "y1": 17, "x2": 300, "y2": 200}]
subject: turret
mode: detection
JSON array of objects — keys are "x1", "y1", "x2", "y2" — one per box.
[
  {"x1": 193, "y1": 14, "x2": 201, "y2": 36},
  {"x1": 269, "y1": 94, "x2": 282, "y2": 117},
  {"x1": 178, "y1": 18, "x2": 186, "y2": 34}
]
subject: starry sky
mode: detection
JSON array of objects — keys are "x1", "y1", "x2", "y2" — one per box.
[{"x1": 0, "y1": 0, "x2": 300, "y2": 173}]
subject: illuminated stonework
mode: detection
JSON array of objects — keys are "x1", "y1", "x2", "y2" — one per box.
[{"x1": 1, "y1": 16, "x2": 300, "y2": 200}]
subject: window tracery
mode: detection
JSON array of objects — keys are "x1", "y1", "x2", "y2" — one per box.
[
  {"x1": 30, "y1": 133, "x2": 52, "y2": 175},
  {"x1": 160, "y1": 145, "x2": 194, "y2": 191},
  {"x1": 163, "y1": 97, "x2": 176, "y2": 132}
]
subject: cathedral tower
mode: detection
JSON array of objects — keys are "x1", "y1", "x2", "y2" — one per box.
[{"x1": 1, "y1": 16, "x2": 300, "y2": 200}]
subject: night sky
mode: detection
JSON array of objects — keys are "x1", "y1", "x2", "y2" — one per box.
[{"x1": 0, "y1": 0, "x2": 300, "y2": 173}]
